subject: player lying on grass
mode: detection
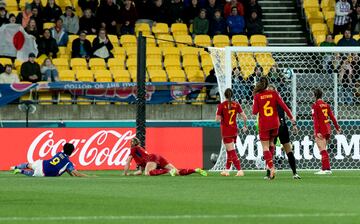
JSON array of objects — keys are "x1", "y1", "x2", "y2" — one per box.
[
  {"x1": 11, "y1": 143, "x2": 89, "y2": 177},
  {"x1": 312, "y1": 88, "x2": 341, "y2": 175},
  {"x1": 215, "y1": 88, "x2": 247, "y2": 177},
  {"x1": 124, "y1": 137, "x2": 207, "y2": 177}
]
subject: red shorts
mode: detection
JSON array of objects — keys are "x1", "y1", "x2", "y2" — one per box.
[
  {"x1": 259, "y1": 128, "x2": 279, "y2": 141},
  {"x1": 223, "y1": 136, "x2": 237, "y2": 144},
  {"x1": 147, "y1": 154, "x2": 169, "y2": 169}
]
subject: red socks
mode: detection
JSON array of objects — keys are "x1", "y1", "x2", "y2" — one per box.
[
  {"x1": 320, "y1": 150, "x2": 331, "y2": 170},
  {"x1": 269, "y1": 145, "x2": 275, "y2": 157},
  {"x1": 149, "y1": 169, "x2": 169, "y2": 176},
  {"x1": 179, "y1": 169, "x2": 195, "y2": 176},
  {"x1": 263, "y1": 151, "x2": 274, "y2": 169},
  {"x1": 225, "y1": 150, "x2": 242, "y2": 170}
]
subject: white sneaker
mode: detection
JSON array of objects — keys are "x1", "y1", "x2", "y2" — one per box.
[
  {"x1": 10, "y1": 166, "x2": 16, "y2": 170},
  {"x1": 235, "y1": 170, "x2": 244, "y2": 177},
  {"x1": 220, "y1": 171, "x2": 230, "y2": 176},
  {"x1": 314, "y1": 170, "x2": 332, "y2": 175}
]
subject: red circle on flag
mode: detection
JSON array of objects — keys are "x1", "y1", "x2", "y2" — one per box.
[{"x1": 13, "y1": 31, "x2": 25, "y2": 51}]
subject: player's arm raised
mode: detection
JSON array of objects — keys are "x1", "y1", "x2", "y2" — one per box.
[{"x1": 123, "y1": 155, "x2": 133, "y2": 176}]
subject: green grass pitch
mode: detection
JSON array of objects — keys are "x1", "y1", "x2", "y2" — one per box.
[{"x1": 1, "y1": 170, "x2": 360, "y2": 224}]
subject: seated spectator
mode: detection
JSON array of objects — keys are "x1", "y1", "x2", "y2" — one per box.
[
  {"x1": 0, "y1": 7, "x2": 8, "y2": 27},
  {"x1": 16, "y1": 3, "x2": 33, "y2": 28},
  {"x1": 320, "y1": 34, "x2": 336, "y2": 46},
  {"x1": 351, "y1": 5, "x2": 360, "y2": 34},
  {"x1": 150, "y1": 0, "x2": 170, "y2": 24},
  {"x1": 119, "y1": 0, "x2": 137, "y2": 35},
  {"x1": 60, "y1": 6, "x2": 79, "y2": 35},
  {"x1": 79, "y1": 8, "x2": 97, "y2": 35},
  {"x1": 205, "y1": 69, "x2": 218, "y2": 103},
  {"x1": 51, "y1": 18, "x2": 68, "y2": 46},
  {"x1": 43, "y1": 0, "x2": 62, "y2": 23},
  {"x1": 334, "y1": 0, "x2": 351, "y2": 35},
  {"x1": 227, "y1": 6, "x2": 245, "y2": 36},
  {"x1": 96, "y1": 0, "x2": 119, "y2": 35},
  {"x1": 78, "y1": 0, "x2": 99, "y2": 14},
  {"x1": 224, "y1": 0, "x2": 244, "y2": 18},
  {"x1": 205, "y1": 0, "x2": 223, "y2": 21},
  {"x1": 8, "y1": 14, "x2": 16, "y2": 24},
  {"x1": 0, "y1": 63, "x2": 4, "y2": 73},
  {"x1": 37, "y1": 29, "x2": 59, "y2": 58},
  {"x1": 246, "y1": 11, "x2": 263, "y2": 36},
  {"x1": 246, "y1": 0, "x2": 262, "y2": 20},
  {"x1": 135, "y1": 0, "x2": 151, "y2": 20},
  {"x1": 30, "y1": 0, "x2": 44, "y2": 17},
  {"x1": 320, "y1": 34, "x2": 336, "y2": 74},
  {"x1": 210, "y1": 9, "x2": 227, "y2": 36},
  {"x1": 192, "y1": 9, "x2": 209, "y2": 35},
  {"x1": 184, "y1": 0, "x2": 200, "y2": 25},
  {"x1": 31, "y1": 7, "x2": 43, "y2": 34},
  {"x1": 25, "y1": 18, "x2": 40, "y2": 39},
  {"x1": 72, "y1": 30, "x2": 92, "y2": 58},
  {"x1": 337, "y1": 29, "x2": 359, "y2": 46},
  {"x1": 20, "y1": 53, "x2": 41, "y2": 83},
  {"x1": 169, "y1": 0, "x2": 185, "y2": 23},
  {"x1": 41, "y1": 58, "x2": 59, "y2": 81},
  {"x1": 92, "y1": 28, "x2": 114, "y2": 61},
  {"x1": 0, "y1": 64, "x2": 19, "y2": 83}
]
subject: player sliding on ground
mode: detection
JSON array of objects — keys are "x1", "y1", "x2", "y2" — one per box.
[
  {"x1": 252, "y1": 77, "x2": 296, "y2": 180},
  {"x1": 11, "y1": 143, "x2": 90, "y2": 177},
  {"x1": 124, "y1": 137, "x2": 207, "y2": 177},
  {"x1": 216, "y1": 88, "x2": 247, "y2": 177},
  {"x1": 312, "y1": 88, "x2": 341, "y2": 175}
]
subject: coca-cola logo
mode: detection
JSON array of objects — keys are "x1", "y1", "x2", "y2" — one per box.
[{"x1": 27, "y1": 130, "x2": 136, "y2": 167}]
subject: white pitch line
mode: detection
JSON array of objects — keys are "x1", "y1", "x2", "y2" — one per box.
[{"x1": 0, "y1": 213, "x2": 358, "y2": 221}]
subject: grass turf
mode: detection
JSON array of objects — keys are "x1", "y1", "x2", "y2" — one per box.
[{"x1": 0, "y1": 170, "x2": 360, "y2": 224}]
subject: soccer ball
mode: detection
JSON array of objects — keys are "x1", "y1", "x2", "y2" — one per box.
[
  {"x1": 283, "y1": 68, "x2": 293, "y2": 79},
  {"x1": 210, "y1": 153, "x2": 218, "y2": 164}
]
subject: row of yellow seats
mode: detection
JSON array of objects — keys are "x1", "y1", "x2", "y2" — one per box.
[
  {"x1": 303, "y1": 0, "x2": 335, "y2": 13},
  {"x1": 303, "y1": 0, "x2": 335, "y2": 35},
  {"x1": 314, "y1": 34, "x2": 360, "y2": 45}
]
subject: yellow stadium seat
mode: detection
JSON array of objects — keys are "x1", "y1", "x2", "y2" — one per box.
[
  {"x1": 326, "y1": 18, "x2": 334, "y2": 33},
  {"x1": 321, "y1": 0, "x2": 335, "y2": 11},
  {"x1": 146, "y1": 47, "x2": 162, "y2": 60},
  {"x1": 113, "y1": 47, "x2": 126, "y2": 59},
  {"x1": 56, "y1": 0, "x2": 72, "y2": 11},
  {"x1": 86, "y1": 35, "x2": 96, "y2": 43},
  {"x1": 152, "y1": 23, "x2": 169, "y2": 36},
  {"x1": 112, "y1": 69, "x2": 131, "y2": 82},
  {"x1": 77, "y1": 96, "x2": 93, "y2": 105},
  {"x1": 144, "y1": 35, "x2": 157, "y2": 47},
  {"x1": 59, "y1": 93, "x2": 73, "y2": 105},
  {"x1": 135, "y1": 23, "x2": 151, "y2": 36},
  {"x1": 174, "y1": 35, "x2": 193, "y2": 48},
  {"x1": 334, "y1": 34, "x2": 343, "y2": 44},
  {"x1": 70, "y1": 58, "x2": 88, "y2": 70},
  {"x1": 94, "y1": 70, "x2": 113, "y2": 82},
  {"x1": 201, "y1": 54, "x2": 214, "y2": 74},
  {"x1": 148, "y1": 69, "x2": 168, "y2": 82},
  {"x1": 68, "y1": 35, "x2": 78, "y2": 45},
  {"x1": 38, "y1": 93, "x2": 55, "y2": 105},
  {"x1": 303, "y1": 0, "x2": 320, "y2": 12},
  {"x1": 53, "y1": 58, "x2": 70, "y2": 70},
  {"x1": 157, "y1": 34, "x2": 175, "y2": 48},
  {"x1": 255, "y1": 55, "x2": 275, "y2": 76},
  {"x1": 120, "y1": 35, "x2": 137, "y2": 48},
  {"x1": 129, "y1": 69, "x2": 137, "y2": 82},
  {"x1": 89, "y1": 58, "x2": 106, "y2": 70},
  {"x1": 232, "y1": 35, "x2": 248, "y2": 46},
  {"x1": 194, "y1": 35, "x2": 211, "y2": 47},
  {"x1": 171, "y1": 23, "x2": 188, "y2": 36},
  {"x1": 250, "y1": 35, "x2": 267, "y2": 46},
  {"x1": 307, "y1": 11, "x2": 324, "y2": 26},
  {"x1": 181, "y1": 47, "x2": 200, "y2": 59},
  {"x1": 213, "y1": 35, "x2": 230, "y2": 47},
  {"x1": 164, "y1": 58, "x2": 181, "y2": 71},
  {"x1": 311, "y1": 23, "x2": 328, "y2": 36},
  {"x1": 57, "y1": 47, "x2": 68, "y2": 59},
  {"x1": 108, "y1": 35, "x2": 119, "y2": 46},
  {"x1": 14, "y1": 59, "x2": 23, "y2": 71},
  {"x1": 183, "y1": 58, "x2": 200, "y2": 73},
  {"x1": 162, "y1": 47, "x2": 180, "y2": 59},
  {"x1": 167, "y1": 69, "x2": 187, "y2": 82},
  {"x1": 239, "y1": 56, "x2": 256, "y2": 78},
  {"x1": 126, "y1": 47, "x2": 137, "y2": 58},
  {"x1": 126, "y1": 58, "x2": 137, "y2": 70},
  {"x1": 76, "y1": 70, "x2": 94, "y2": 81},
  {"x1": 6, "y1": 0, "x2": 19, "y2": 11},
  {"x1": 187, "y1": 70, "x2": 204, "y2": 82},
  {"x1": 146, "y1": 58, "x2": 163, "y2": 70},
  {"x1": 59, "y1": 70, "x2": 76, "y2": 81},
  {"x1": 314, "y1": 34, "x2": 326, "y2": 45},
  {"x1": 0, "y1": 58, "x2": 12, "y2": 65},
  {"x1": 353, "y1": 34, "x2": 360, "y2": 41},
  {"x1": 107, "y1": 58, "x2": 125, "y2": 70},
  {"x1": 323, "y1": 11, "x2": 335, "y2": 21}
]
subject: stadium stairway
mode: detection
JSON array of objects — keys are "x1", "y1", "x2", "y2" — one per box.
[{"x1": 260, "y1": 0, "x2": 308, "y2": 46}]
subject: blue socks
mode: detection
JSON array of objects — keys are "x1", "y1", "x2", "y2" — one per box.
[
  {"x1": 16, "y1": 163, "x2": 29, "y2": 169},
  {"x1": 21, "y1": 170, "x2": 34, "y2": 176}
]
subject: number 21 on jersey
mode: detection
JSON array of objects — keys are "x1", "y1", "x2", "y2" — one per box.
[{"x1": 263, "y1": 101, "x2": 274, "y2": 117}]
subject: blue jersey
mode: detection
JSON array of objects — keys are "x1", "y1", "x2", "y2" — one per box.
[{"x1": 42, "y1": 152, "x2": 75, "y2": 177}]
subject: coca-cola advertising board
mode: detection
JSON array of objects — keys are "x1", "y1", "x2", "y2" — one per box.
[{"x1": 0, "y1": 128, "x2": 203, "y2": 170}]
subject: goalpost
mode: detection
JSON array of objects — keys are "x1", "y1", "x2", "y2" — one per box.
[{"x1": 209, "y1": 46, "x2": 360, "y2": 170}]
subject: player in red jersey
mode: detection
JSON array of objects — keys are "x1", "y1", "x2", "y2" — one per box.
[
  {"x1": 216, "y1": 88, "x2": 248, "y2": 177},
  {"x1": 123, "y1": 137, "x2": 207, "y2": 177},
  {"x1": 312, "y1": 88, "x2": 341, "y2": 175},
  {"x1": 252, "y1": 77, "x2": 296, "y2": 179}
]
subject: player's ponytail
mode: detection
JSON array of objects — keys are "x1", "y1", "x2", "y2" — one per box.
[
  {"x1": 253, "y1": 76, "x2": 269, "y2": 95},
  {"x1": 314, "y1": 88, "x2": 323, "y2": 99},
  {"x1": 131, "y1": 137, "x2": 140, "y2": 147},
  {"x1": 224, "y1": 88, "x2": 233, "y2": 109}
]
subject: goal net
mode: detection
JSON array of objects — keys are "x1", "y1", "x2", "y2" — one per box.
[{"x1": 209, "y1": 47, "x2": 360, "y2": 170}]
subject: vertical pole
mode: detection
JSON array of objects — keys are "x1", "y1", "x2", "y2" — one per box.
[
  {"x1": 334, "y1": 72, "x2": 338, "y2": 117},
  {"x1": 291, "y1": 70, "x2": 297, "y2": 117},
  {"x1": 26, "y1": 107, "x2": 29, "y2": 128},
  {"x1": 136, "y1": 32, "x2": 146, "y2": 147},
  {"x1": 224, "y1": 47, "x2": 232, "y2": 102}
]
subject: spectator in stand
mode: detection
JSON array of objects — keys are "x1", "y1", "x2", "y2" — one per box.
[
  {"x1": 205, "y1": 0, "x2": 223, "y2": 21},
  {"x1": 185, "y1": 0, "x2": 200, "y2": 25},
  {"x1": 0, "y1": 63, "x2": 4, "y2": 74},
  {"x1": 334, "y1": 0, "x2": 352, "y2": 35},
  {"x1": 78, "y1": 0, "x2": 99, "y2": 14},
  {"x1": 0, "y1": 64, "x2": 19, "y2": 83},
  {"x1": 25, "y1": 18, "x2": 40, "y2": 39},
  {"x1": 119, "y1": 0, "x2": 138, "y2": 35},
  {"x1": 227, "y1": 6, "x2": 245, "y2": 36},
  {"x1": 169, "y1": 0, "x2": 185, "y2": 23},
  {"x1": 184, "y1": 0, "x2": 206, "y2": 8},
  {"x1": 210, "y1": 9, "x2": 227, "y2": 36},
  {"x1": 16, "y1": 3, "x2": 33, "y2": 28},
  {"x1": 337, "y1": 29, "x2": 358, "y2": 45},
  {"x1": 37, "y1": 28, "x2": 59, "y2": 58},
  {"x1": 51, "y1": 18, "x2": 68, "y2": 46},
  {"x1": 351, "y1": 4, "x2": 360, "y2": 34},
  {"x1": 150, "y1": 0, "x2": 171, "y2": 24},
  {"x1": 246, "y1": 11, "x2": 263, "y2": 36},
  {"x1": 43, "y1": 0, "x2": 62, "y2": 23},
  {"x1": 60, "y1": 6, "x2": 79, "y2": 35},
  {"x1": 0, "y1": 7, "x2": 8, "y2": 27},
  {"x1": 321, "y1": 34, "x2": 336, "y2": 46},
  {"x1": 30, "y1": 0, "x2": 43, "y2": 18},
  {"x1": 79, "y1": 8, "x2": 97, "y2": 35},
  {"x1": 224, "y1": 0, "x2": 244, "y2": 18},
  {"x1": 205, "y1": 69, "x2": 218, "y2": 103},
  {"x1": 8, "y1": 14, "x2": 16, "y2": 24},
  {"x1": 72, "y1": 30, "x2": 92, "y2": 58},
  {"x1": 96, "y1": 0, "x2": 119, "y2": 35},
  {"x1": 135, "y1": 0, "x2": 151, "y2": 20},
  {"x1": 20, "y1": 53, "x2": 41, "y2": 83},
  {"x1": 193, "y1": 9, "x2": 209, "y2": 35},
  {"x1": 41, "y1": 58, "x2": 59, "y2": 81},
  {"x1": 320, "y1": 34, "x2": 336, "y2": 74},
  {"x1": 31, "y1": 7, "x2": 43, "y2": 34},
  {"x1": 246, "y1": 0, "x2": 262, "y2": 20},
  {"x1": 92, "y1": 28, "x2": 114, "y2": 61}
]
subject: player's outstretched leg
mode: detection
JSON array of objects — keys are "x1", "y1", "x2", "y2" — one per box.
[
  {"x1": 14, "y1": 169, "x2": 34, "y2": 176},
  {"x1": 149, "y1": 169, "x2": 169, "y2": 176},
  {"x1": 282, "y1": 143, "x2": 301, "y2": 179},
  {"x1": 10, "y1": 163, "x2": 29, "y2": 170},
  {"x1": 195, "y1": 168, "x2": 208, "y2": 176}
]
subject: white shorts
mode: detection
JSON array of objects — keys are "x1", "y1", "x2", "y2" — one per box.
[{"x1": 30, "y1": 160, "x2": 45, "y2": 177}]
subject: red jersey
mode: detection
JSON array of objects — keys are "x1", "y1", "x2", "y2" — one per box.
[
  {"x1": 130, "y1": 146, "x2": 149, "y2": 167},
  {"x1": 216, "y1": 100, "x2": 243, "y2": 137},
  {"x1": 312, "y1": 99, "x2": 340, "y2": 135},
  {"x1": 252, "y1": 90, "x2": 293, "y2": 131}
]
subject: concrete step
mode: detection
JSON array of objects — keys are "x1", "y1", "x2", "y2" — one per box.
[
  {"x1": 264, "y1": 30, "x2": 305, "y2": 37},
  {"x1": 258, "y1": 1, "x2": 294, "y2": 7},
  {"x1": 264, "y1": 24, "x2": 302, "y2": 31},
  {"x1": 267, "y1": 36, "x2": 307, "y2": 44},
  {"x1": 268, "y1": 43, "x2": 309, "y2": 46},
  {"x1": 263, "y1": 12, "x2": 299, "y2": 19},
  {"x1": 262, "y1": 19, "x2": 301, "y2": 25}
]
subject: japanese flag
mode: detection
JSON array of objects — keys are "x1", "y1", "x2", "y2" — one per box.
[{"x1": 0, "y1": 24, "x2": 38, "y2": 61}]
